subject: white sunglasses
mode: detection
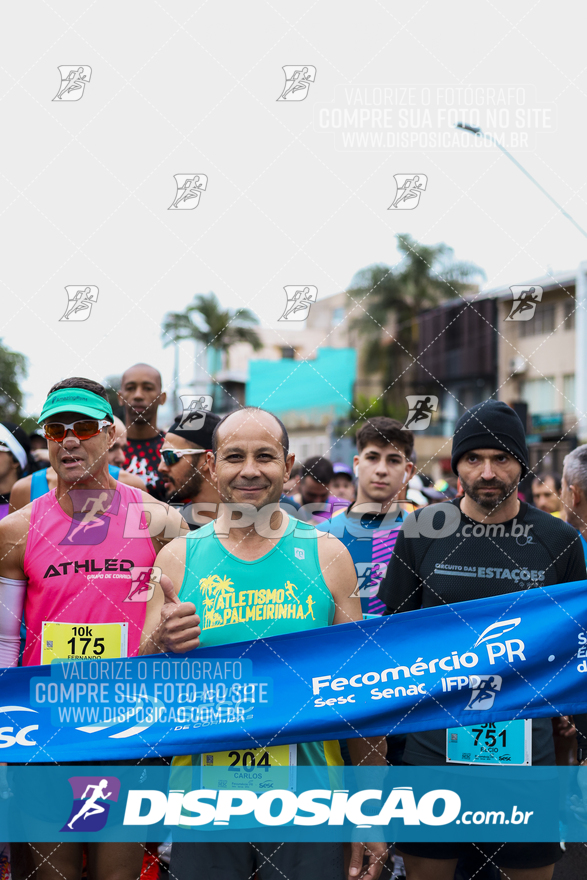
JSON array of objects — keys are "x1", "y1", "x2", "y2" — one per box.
[{"x1": 160, "y1": 448, "x2": 206, "y2": 466}]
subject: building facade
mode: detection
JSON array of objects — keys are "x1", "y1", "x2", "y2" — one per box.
[{"x1": 494, "y1": 269, "x2": 578, "y2": 474}]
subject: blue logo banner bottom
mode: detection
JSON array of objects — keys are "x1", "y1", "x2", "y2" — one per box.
[
  {"x1": 1, "y1": 581, "x2": 587, "y2": 762},
  {"x1": 3, "y1": 766, "x2": 587, "y2": 842}
]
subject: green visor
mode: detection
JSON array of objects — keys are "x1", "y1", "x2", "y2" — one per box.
[{"x1": 39, "y1": 388, "x2": 114, "y2": 424}]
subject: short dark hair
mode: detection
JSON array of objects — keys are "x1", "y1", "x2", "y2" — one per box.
[
  {"x1": 356, "y1": 417, "x2": 414, "y2": 458},
  {"x1": 49, "y1": 377, "x2": 109, "y2": 401},
  {"x1": 533, "y1": 471, "x2": 562, "y2": 493},
  {"x1": 120, "y1": 363, "x2": 163, "y2": 390},
  {"x1": 301, "y1": 456, "x2": 334, "y2": 486},
  {"x1": 48, "y1": 377, "x2": 113, "y2": 422},
  {"x1": 212, "y1": 406, "x2": 289, "y2": 459}
]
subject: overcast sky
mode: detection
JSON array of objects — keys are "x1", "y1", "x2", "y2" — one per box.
[{"x1": 2, "y1": 0, "x2": 586, "y2": 418}]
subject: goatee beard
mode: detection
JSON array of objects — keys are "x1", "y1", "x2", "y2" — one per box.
[{"x1": 460, "y1": 477, "x2": 517, "y2": 512}]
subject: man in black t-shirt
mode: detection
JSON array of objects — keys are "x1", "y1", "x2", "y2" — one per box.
[
  {"x1": 378, "y1": 400, "x2": 586, "y2": 880},
  {"x1": 118, "y1": 363, "x2": 167, "y2": 500}
]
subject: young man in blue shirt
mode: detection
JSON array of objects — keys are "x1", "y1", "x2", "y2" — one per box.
[{"x1": 316, "y1": 417, "x2": 415, "y2": 615}]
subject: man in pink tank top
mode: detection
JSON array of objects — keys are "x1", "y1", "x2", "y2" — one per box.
[{"x1": 0, "y1": 377, "x2": 187, "y2": 880}]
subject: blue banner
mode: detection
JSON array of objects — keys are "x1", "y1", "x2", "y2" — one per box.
[{"x1": 1, "y1": 581, "x2": 587, "y2": 762}]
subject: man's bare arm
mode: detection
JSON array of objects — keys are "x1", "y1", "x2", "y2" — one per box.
[
  {"x1": 8, "y1": 477, "x2": 32, "y2": 514},
  {"x1": 317, "y1": 534, "x2": 362, "y2": 625},
  {"x1": 0, "y1": 509, "x2": 31, "y2": 579}
]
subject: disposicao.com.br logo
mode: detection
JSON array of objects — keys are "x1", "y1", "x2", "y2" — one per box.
[{"x1": 123, "y1": 786, "x2": 534, "y2": 829}]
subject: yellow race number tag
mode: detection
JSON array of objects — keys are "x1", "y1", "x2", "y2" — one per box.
[
  {"x1": 200, "y1": 744, "x2": 297, "y2": 792},
  {"x1": 41, "y1": 621, "x2": 128, "y2": 665}
]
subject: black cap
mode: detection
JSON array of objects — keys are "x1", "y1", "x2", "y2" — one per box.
[
  {"x1": 451, "y1": 400, "x2": 529, "y2": 479},
  {"x1": 167, "y1": 411, "x2": 222, "y2": 450}
]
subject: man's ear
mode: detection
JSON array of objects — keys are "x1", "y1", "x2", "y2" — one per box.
[
  {"x1": 572, "y1": 484, "x2": 583, "y2": 508},
  {"x1": 106, "y1": 422, "x2": 117, "y2": 448},
  {"x1": 284, "y1": 453, "x2": 295, "y2": 480},
  {"x1": 404, "y1": 461, "x2": 415, "y2": 483},
  {"x1": 198, "y1": 453, "x2": 211, "y2": 474},
  {"x1": 117, "y1": 390, "x2": 125, "y2": 409},
  {"x1": 206, "y1": 450, "x2": 217, "y2": 483},
  {"x1": 159, "y1": 390, "x2": 167, "y2": 406}
]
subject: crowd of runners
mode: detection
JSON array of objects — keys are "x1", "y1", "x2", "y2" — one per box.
[{"x1": 0, "y1": 364, "x2": 586, "y2": 880}]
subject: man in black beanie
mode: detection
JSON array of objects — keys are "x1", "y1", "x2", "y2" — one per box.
[
  {"x1": 451, "y1": 400, "x2": 530, "y2": 481},
  {"x1": 157, "y1": 409, "x2": 222, "y2": 529},
  {"x1": 378, "y1": 399, "x2": 586, "y2": 880}
]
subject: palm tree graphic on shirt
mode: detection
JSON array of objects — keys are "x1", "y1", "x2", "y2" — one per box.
[{"x1": 199, "y1": 575, "x2": 235, "y2": 628}]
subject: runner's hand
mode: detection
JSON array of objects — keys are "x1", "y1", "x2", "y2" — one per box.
[
  {"x1": 158, "y1": 574, "x2": 200, "y2": 653},
  {"x1": 556, "y1": 715, "x2": 577, "y2": 737},
  {"x1": 348, "y1": 842, "x2": 388, "y2": 879}
]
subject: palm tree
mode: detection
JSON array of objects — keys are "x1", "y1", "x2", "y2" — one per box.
[
  {"x1": 161, "y1": 313, "x2": 189, "y2": 415},
  {"x1": 348, "y1": 234, "x2": 484, "y2": 411},
  {"x1": 162, "y1": 292, "x2": 262, "y2": 412},
  {"x1": 199, "y1": 575, "x2": 219, "y2": 598}
]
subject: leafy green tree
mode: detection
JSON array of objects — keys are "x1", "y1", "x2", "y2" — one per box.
[
  {"x1": 0, "y1": 339, "x2": 27, "y2": 421},
  {"x1": 348, "y1": 234, "x2": 485, "y2": 409},
  {"x1": 102, "y1": 375, "x2": 125, "y2": 420},
  {"x1": 18, "y1": 416, "x2": 41, "y2": 435},
  {"x1": 162, "y1": 292, "x2": 262, "y2": 409},
  {"x1": 352, "y1": 394, "x2": 405, "y2": 423}
]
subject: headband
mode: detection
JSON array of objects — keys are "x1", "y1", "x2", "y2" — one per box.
[
  {"x1": 0, "y1": 424, "x2": 27, "y2": 471},
  {"x1": 39, "y1": 388, "x2": 114, "y2": 424}
]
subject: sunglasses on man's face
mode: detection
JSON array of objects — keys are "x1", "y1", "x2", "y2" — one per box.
[
  {"x1": 160, "y1": 448, "x2": 206, "y2": 467},
  {"x1": 43, "y1": 419, "x2": 112, "y2": 442}
]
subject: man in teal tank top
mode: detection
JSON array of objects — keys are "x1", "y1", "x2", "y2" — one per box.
[{"x1": 140, "y1": 406, "x2": 388, "y2": 880}]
